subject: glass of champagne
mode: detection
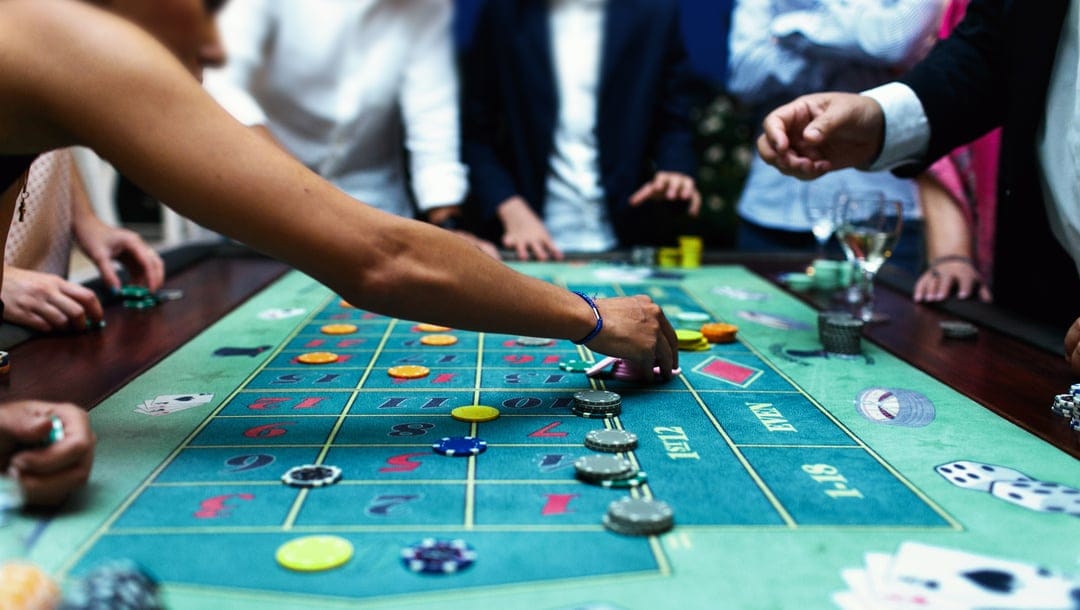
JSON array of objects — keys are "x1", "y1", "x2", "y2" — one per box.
[{"x1": 835, "y1": 195, "x2": 904, "y2": 322}]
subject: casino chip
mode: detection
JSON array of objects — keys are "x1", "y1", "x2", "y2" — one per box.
[
  {"x1": 451, "y1": 405, "x2": 500, "y2": 423},
  {"x1": 297, "y1": 351, "x2": 340, "y2": 364},
  {"x1": 433, "y1": 436, "x2": 488, "y2": 457},
  {"x1": 276, "y1": 536, "x2": 353, "y2": 572},
  {"x1": 320, "y1": 323, "x2": 358, "y2": 335},
  {"x1": 401, "y1": 538, "x2": 477, "y2": 574},
  {"x1": 674, "y1": 311, "x2": 711, "y2": 323},
  {"x1": 603, "y1": 497, "x2": 675, "y2": 536},
  {"x1": 420, "y1": 334, "x2": 458, "y2": 346},
  {"x1": 515, "y1": 336, "x2": 555, "y2": 347},
  {"x1": 940, "y1": 320, "x2": 978, "y2": 339},
  {"x1": 700, "y1": 322, "x2": 738, "y2": 344},
  {"x1": 0, "y1": 351, "x2": 10, "y2": 376},
  {"x1": 281, "y1": 464, "x2": 343, "y2": 488},
  {"x1": 60, "y1": 559, "x2": 162, "y2": 610},
  {"x1": 574, "y1": 454, "x2": 634, "y2": 482},
  {"x1": 387, "y1": 365, "x2": 430, "y2": 379},
  {"x1": 584, "y1": 429, "x2": 638, "y2": 453},
  {"x1": 558, "y1": 360, "x2": 590, "y2": 373},
  {"x1": 415, "y1": 323, "x2": 452, "y2": 332}
]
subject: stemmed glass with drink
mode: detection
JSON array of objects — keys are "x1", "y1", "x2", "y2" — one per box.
[{"x1": 835, "y1": 193, "x2": 904, "y2": 322}]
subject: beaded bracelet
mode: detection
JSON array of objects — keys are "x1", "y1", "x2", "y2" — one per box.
[{"x1": 571, "y1": 291, "x2": 603, "y2": 345}]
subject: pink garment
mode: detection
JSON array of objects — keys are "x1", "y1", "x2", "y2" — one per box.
[{"x1": 924, "y1": 0, "x2": 1000, "y2": 283}]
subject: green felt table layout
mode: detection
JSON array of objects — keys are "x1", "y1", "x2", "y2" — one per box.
[{"x1": 7, "y1": 263, "x2": 1077, "y2": 609}]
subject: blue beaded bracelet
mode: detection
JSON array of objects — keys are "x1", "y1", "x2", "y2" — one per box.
[{"x1": 571, "y1": 291, "x2": 603, "y2": 345}]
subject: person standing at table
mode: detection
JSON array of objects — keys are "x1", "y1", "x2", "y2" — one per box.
[
  {"x1": 726, "y1": 0, "x2": 943, "y2": 275},
  {"x1": 755, "y1": 0, "x2": 1080, "y2": 372},
  {"x1": 3, "y1": 148, "x2": 164, "y2": 333},
  {"x1": 461, "y1": 0, "x2": 702, "y2": 261},
  {"x1": 203, "y1": 0, "x2": 497, "y2": 257},
  {"x1": 0, "y1": 0, "x2": 679, "y2": 507}
]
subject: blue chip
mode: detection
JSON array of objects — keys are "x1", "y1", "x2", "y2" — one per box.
[
  {"x1": 432, "y1": 436, "x2": 487, "y2": 457},
  {"x1": 401, "y1": 538, "x2": 477, "y2": 574}
]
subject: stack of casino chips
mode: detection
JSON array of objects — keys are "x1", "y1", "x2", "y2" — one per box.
[
  {"x1": 119, "y1": 284, "x2": 158, "y2": 310},
  {"x1": 818, "y1": 311, "x2": 864, "y2": 355},
  {"x1": 1050, "y1": 383, "x2": 1080, "y2": 431},
  {"x1": 602, "y1": 497, "x2": 675, "y2": 536},
  {"x1": 574, "y1": 454, "x2": 646, "y2": 488},
  {"x1": 59, "y1": 560, "x2": 163, "y2": 610},
  {"x1": 675, "y1": 329, "x2": 709, "y2": 351},
  {"x1": 572, "y1": 390, "x2": 622, "y2": 418}
]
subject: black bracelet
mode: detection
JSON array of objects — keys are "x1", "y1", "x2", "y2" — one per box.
[{"x1": 571, "y1": 291, "x2": 603, "y2": 345}]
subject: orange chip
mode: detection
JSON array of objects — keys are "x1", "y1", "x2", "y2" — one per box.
[
  {"x1": 320, "y1": 323, "x2": 358, "y2": 335},
  {"x1": 339, "y1": 299, "x2": 355, "y2": 308},
  {"x1": 387, "y1": 365, "x2": 430, "y2": 379},
  {"x1": 420, "y1": 334, "x2": 458, "y2": 346},
  {"x1": 297, "y1": 351, "x2": 340, "y2": 364},
  {"x1": 415, "y1": 323, "x2": 452, "y2": 333},
  {"x1": 701, "y1": 323, "x2": 738, "y2": 344}
]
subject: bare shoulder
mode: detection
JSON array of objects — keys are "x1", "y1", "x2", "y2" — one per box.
[{"x1": 0, "y1": 0, "x2": 182, "y2": 153}]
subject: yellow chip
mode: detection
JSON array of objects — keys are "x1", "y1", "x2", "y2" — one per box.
[
  {"x1": 675, "y1": 329, "x2": 704, "y2": 344},
  {"x1": 451, "y1": 405, "x2": 501, "y2": 423},
  {"x1": 415, "y1": 323, "x2": 452, "y2": 332},
  {"x1": 297, "y1": 351, "x2": 340, "y2": 364},
  {"x1": 275, "y1": 535, "x2": 354, "y2": 572},
  {"x1": 420, "y1": 334, "x2": 458, "y2": 346},
  {"x1": 339, "y1": 299, "x2": 355, "y2": 308},
  {"x1": 320, "y1": 323, "x2": 358, "y2": 335},
  {"x1": 387, "y1": 365, "x2": 430, "y2": 379}
]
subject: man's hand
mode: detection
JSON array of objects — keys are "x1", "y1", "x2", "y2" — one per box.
[
  {"x1": 758, "y1": 92, "x2": 885, "y2": 180},
  {"x1": 1066, "y1": 316, "x2": 1080, "y2": 374}
]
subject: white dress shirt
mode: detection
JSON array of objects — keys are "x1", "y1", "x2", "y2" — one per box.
[
  {"x1": 864, "y1": 1, "x2": 1080, "y2": 276},
  {"x1": 203, "y1": 0, "x2": 467, "y2": 218},
  {"x1": 727, "y1": 0, "x2": 939, "y2": 231},
  {"x1": 543, "y1": 0, "x2": 617, "y2": 253}
]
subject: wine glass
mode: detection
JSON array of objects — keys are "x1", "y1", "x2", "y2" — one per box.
[
  {"x1": 835, "y1": 195, "x2": 904, "y2": 322},
  {"x1": 803, "y1": 185, "x2": 844, "y2": 261}
]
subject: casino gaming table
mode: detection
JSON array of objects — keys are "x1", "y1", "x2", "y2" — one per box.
[{"x1": 1, "y1": 243, "x2": 1077, "y2": 609}]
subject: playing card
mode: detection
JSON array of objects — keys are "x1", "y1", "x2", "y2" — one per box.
[
  {"x1": 148, "y1": 393, "x2": 213, "y2": 415},
  {"x1": 257, "y1": 307, "x2": 306, "y2": 321},
  {"x1": 884, "y1": 542, "x2": 1080, "y2": 609}
]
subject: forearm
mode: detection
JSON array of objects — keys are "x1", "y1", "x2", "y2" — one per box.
[{"x1": 12, "y1": 5, "x2": 596, "y2": 342}]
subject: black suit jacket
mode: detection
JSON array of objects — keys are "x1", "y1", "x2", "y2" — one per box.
[
  {"x1": 896, "y1": 0, "x2": 1078, "y2": 329},
  {"x1": 460, "y1": 0, "x2": 697, "y2": 247}
]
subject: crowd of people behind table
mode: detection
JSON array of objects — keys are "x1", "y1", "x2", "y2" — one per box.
[{"x1": 0, "y1": 0, "x2": 1078, "y2": 516}]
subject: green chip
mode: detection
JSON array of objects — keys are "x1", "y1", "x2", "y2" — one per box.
[
  {"x1": 123, "y1": 297, "x2": 158, "y2": 310},
  {"x1": 558, "y1": 360, "x2": 590, "y2": 372}
]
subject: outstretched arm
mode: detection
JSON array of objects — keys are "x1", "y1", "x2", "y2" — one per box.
[{"x1": 0, "y1": 1, "x2": 677, "y2": 377}]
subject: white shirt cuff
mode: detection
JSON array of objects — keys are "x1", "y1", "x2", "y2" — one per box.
[{"x1": 861, "y1": 82, "x2": 930, "y2": 171}]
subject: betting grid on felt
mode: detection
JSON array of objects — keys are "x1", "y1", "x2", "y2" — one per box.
[{"x1": 15, "y1": 266, "x2": 1078, "y2": 610}]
